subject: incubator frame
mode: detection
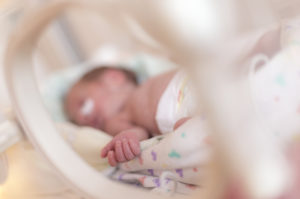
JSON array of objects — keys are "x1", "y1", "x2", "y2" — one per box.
[
  {"x1": 4, "y1": 1, "x2": 167, "y2": 198},
  {"x1": 4, "y1": 0, "x2": 298, "y2": 198}
]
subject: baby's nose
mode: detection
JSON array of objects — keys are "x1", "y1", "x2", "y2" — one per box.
[
  {"x1": 83, "y1": 113, "x2": 96, "y2": 126},
  {"x1": 76, "y1": 111, "x2": 94, "y2": 126},
  {"x1": 81, "y1": 113, "x2": 102, "y2": 129}
]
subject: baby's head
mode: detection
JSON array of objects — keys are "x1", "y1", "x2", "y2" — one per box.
[{"x1": 64, "y1": 66, "x2": 137, "y2": 130}]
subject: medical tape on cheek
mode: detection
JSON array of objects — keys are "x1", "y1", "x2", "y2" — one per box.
[{"x1": 80, "y1": 98, "x2": 95, "y2": 116}]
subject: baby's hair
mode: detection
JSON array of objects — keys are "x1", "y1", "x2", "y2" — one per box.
[{"x1": 80, "y1": 66, "x2": 138, "y2": 84}]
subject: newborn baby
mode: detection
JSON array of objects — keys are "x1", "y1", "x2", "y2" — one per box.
[{"x1": 65, "y1": 66, "x2": 194, "y2": 166}]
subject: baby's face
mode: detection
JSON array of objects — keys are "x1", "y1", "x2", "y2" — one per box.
[{"x1": 65, "y1": 69, "x2": 135, "y2": 130}]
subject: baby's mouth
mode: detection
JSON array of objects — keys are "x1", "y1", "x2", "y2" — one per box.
[{"x1": 91, "y1": 116, "x2": 103, "y2": 130}]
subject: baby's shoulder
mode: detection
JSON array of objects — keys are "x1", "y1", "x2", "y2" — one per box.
[
  {"x1": 129, "y1": 70, "x2": 177, "y2": 109},
  {"x1": 126, "y1": 70, "x2": 175, "y2": 109},
  {"x1": 142, "y1": 70, "x2": 177, "y2": 92},
  {"x1": 148, "y1": 70, "x2": 178, "y2": 96}
]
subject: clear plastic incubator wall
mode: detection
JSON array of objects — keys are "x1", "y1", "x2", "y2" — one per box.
[{"x1": 1, "y1": 0, "x2": 300, "y2": 199}]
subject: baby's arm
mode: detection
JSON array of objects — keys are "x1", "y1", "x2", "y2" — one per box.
[
  {"x1": 101, "y1": 125, "x2": 149, "y2": 166},
  {"x1": 173, "y1": 117, "x2": 192, "y2": 131}
]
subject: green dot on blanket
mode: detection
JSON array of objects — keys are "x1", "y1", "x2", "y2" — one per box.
[
  {"x1": 275, "y1": 74, "x2": 286, "y2": 86},
  {"x1": 168, "y1": 150, "x2": 181, "y2": 158},
  {"x1": 181, "y1": 132, "x2": 186, "y2": 138}
]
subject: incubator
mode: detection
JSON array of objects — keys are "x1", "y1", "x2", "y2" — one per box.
[{"x1": 0, "y1": 0, "x2": 300, "y2": 198}]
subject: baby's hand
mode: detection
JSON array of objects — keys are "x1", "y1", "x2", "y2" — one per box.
[{"x1": 101, "y1": 129, "x2": 141, "y2": 166}]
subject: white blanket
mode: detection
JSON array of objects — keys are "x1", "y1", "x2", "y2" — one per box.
[{"x1": 0, "y1": 120, "x2": 111, "y2": 199}]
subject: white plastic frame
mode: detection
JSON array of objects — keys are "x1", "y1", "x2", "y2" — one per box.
[{"x1": 4, "y1": 1, "x2": 170, "y2": 198}]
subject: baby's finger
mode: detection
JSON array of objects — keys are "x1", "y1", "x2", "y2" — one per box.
[
  {"x1": 101, "y1": 140, "x2": 115, "y2": 158},
  {"x1": 128, "y1": 139, "x2": 140, "y2": 156},
  {"x1": 115, "y1": 140, "x2": 126, "y2": 162},
  {"x1": 122, "y1": 139, "x2": 135, "y2": 160},
  {"x1": 108, "y1": 151, "x2": 117, "y2": 167}
]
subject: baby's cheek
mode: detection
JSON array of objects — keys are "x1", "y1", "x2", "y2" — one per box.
[{"x1": 68, "y1": 108, "x2": 82, "y2": 125}]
